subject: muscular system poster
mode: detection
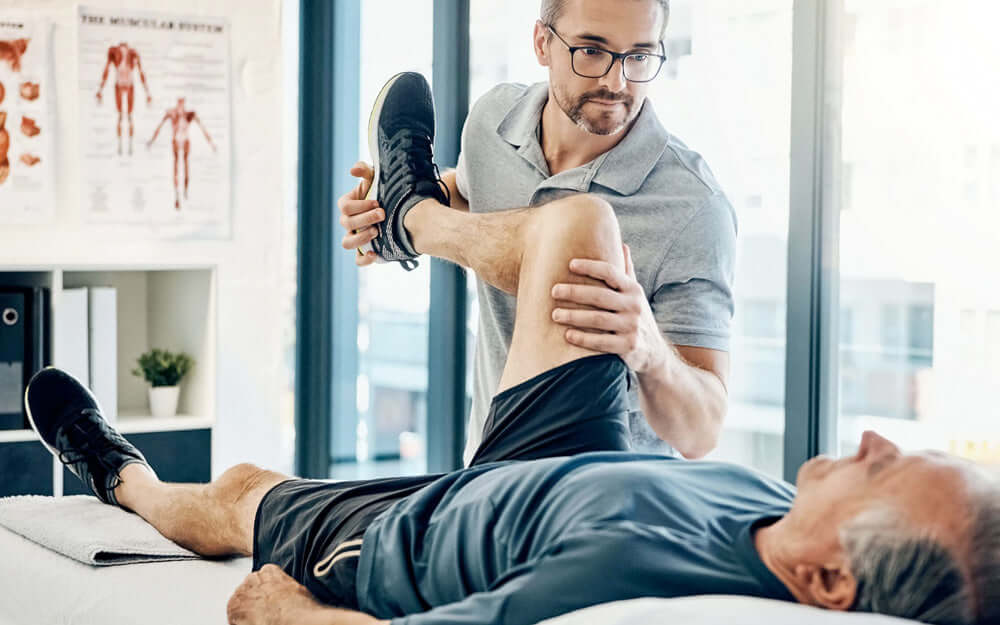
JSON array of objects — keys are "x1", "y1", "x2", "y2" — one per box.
[
  {"x1": 78, "y1": 7, "x2": 231, "y2": 237},
  {"x1": 0, "y1": 16, "x2": 54, "y2": 224}
]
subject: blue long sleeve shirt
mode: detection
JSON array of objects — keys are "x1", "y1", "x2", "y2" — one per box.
[{"x1": 355, "y1": 452, "x2": 797, "y2": 624}]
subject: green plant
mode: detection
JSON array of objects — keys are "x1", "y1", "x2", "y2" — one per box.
[{"x1": 131, "y1": 348, "x2": 194, "y2": 387}]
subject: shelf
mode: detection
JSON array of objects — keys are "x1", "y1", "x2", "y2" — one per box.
[
  {"x1": 117, "y1": 414, "x2": 214, "y2": 433},
  {"x1": 0, "y1": 429, "x2": 40, "y2": 443},
  {"x1": 0, "y1": 415, "x2": 214, "y2": 443}
]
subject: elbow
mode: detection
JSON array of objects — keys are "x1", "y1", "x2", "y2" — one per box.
[
  {"x1": 669, "y1": 407, "x2": 725, "y2": 460},
  {"x1": 674, "y1": 427, "x2": 719, "y2": 460}
]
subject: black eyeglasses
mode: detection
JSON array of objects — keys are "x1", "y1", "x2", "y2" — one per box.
[{"x1": 545, "y1": 24, "x2": 667, "y2": 83}]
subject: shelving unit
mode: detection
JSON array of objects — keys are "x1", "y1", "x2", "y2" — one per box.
[{"x1": 0, "y1": 264, "x2": 217, "y2": 496}]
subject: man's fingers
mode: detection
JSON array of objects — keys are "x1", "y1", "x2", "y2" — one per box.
[
  {"x1": 564, "y1": 328, "x2": 625, "y2": 354},
  {"x1": 355, "y1": 250, "x2": 378, "y2": 266},
  {"x1": 342, "y1": 227, "x2": 379, "y2": 250},
  {"x1": 551, "y1": 283, "x2": 627, "y2": 311},
  {"x1": 340, "y1": 207, "x2": 385, "y2": 231},
  {"x1": 350, "y1": 162, "x2": 375, "y2": 198},
  {"x1": 339, "y1": 197, "x2": 379, "y2": 217},
  {"x1": 552, "y1": 308, "x2": 626, "y2": 333},
  {"x1": 568, "y1": 258, "x2": 628, "y2": 291}
]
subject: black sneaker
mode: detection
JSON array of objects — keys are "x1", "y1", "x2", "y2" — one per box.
[
  {"x1": 24, "y1": 367, "x2": 156, "y2": 512},
  {"x1": 357, "y1": 71, "x2": 450, "y2": 271}
]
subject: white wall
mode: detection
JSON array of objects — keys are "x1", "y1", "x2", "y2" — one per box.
[{"x1": 0, "y1": 0, "x2": 296, "y2": 477}]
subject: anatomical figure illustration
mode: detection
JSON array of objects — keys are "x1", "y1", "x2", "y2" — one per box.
[
  {"x1": 96, "y1": 42, "x2": 152, "y2": 156},
  {"x1": 147, "y1": 98, "x2": 217, "y2": 210},
  {"x1": 0, "y1": 38, "x2": 28, "y2": 72},
  {"x1": 0, "y1": 112, "x2": 9, "y2": 185},
  {"x1": 19, "y1": 153, "x2": 39, "y2": 166},
  {"x1": 19, "y1": 82, "x2": 38, "y2": 101},
  {"x1": 21, "y1": 116, "x2": 39, "y2": 137}
]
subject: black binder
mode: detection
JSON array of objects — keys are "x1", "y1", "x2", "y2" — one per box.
[{"x1": 0, "y1": 287, "x2": 50, "y2": 430}]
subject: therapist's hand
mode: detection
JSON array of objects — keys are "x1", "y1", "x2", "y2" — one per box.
[
  {"x1": 337, "y1": 161, "x2": 383, "y2": 267},
  {"x1": 550, "y1": 244, "x2": 668, "y2": 375}
]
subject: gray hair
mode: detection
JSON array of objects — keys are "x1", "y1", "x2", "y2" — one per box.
[
  {"x1": 841, "y1": 492, "x2": 1000, "y2": 625},
  {"x1": 540, "y1": 0, "x2": 671, "y2": 39}
]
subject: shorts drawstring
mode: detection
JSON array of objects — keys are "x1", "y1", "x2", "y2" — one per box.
[{"x1": 312, "y1": 538, "x2": 363, "y2": 578}]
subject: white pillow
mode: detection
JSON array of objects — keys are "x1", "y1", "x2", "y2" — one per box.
[{"x1": 535, "y1": 596, "x2": 923, "y2": 625}]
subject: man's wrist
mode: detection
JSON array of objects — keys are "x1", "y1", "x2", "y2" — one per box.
[{"x1": 637, "y1": 336, "x2": 672, "y2": 380}]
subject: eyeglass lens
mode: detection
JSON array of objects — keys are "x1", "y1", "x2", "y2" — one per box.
[{"x1": 572, "y1": 48, "x2": 660, "y2": 82}]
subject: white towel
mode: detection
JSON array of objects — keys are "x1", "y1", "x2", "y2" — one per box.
[{"x1": 0, "y1": 494, "x2": 205, "y2": 566}]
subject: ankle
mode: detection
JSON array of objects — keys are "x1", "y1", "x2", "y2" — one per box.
[
  {"x1": 115, "y1": 462, "x2": 159, "y2": 509},
  {"x1": 402, "y1": 197, "x2": 446, "y2": 255}
]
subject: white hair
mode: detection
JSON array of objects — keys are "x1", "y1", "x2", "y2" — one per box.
[{"x1": 841, "y1": 491, "x2": 1000, "y2": 625}]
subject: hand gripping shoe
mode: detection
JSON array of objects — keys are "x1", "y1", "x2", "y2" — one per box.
[
  {"x1": 357, "y1": 71, "x2": 450, "y2": 271},
  {"x1": 25, "y1": 367, "x2": 156, "y2": 512}
]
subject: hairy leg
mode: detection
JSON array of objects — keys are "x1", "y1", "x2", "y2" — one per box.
[
  {"x1": 404, "y1": 193, "x2": 624, "y2": 390},
  {"x1": 403, "y1": 198, "x2": 528, "y2": 295},
  {"x1": 114, "y1": 462, "x2": 292, "y2": 557}
]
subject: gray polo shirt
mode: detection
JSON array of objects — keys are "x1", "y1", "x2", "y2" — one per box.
[{"x1": 455, "y1": 82, "x2": 737, "y2": 465}]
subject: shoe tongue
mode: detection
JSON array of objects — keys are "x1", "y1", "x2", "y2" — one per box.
[{"x1": 412, "y1": 177, "x2": 446, "y2": 203}]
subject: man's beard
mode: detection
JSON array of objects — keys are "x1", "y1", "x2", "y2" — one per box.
[{"x1": 554, "y1": 84, "x2": 638, "y2": 136}]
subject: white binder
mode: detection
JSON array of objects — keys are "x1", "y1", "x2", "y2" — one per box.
[
  {"x1": 54, "y1": 287, "x2": 89, "y2": 397},
  {"x1": 88, "y1": 287, "x2": 117, "y2": 425}
]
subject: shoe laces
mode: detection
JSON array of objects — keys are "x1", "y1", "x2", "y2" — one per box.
[
  {"x1": 56, "y1": 408, "x2": 126, "y2": 475},
  {"x1": 386, "y1": 129, "x2": 451, "y2": 205}
]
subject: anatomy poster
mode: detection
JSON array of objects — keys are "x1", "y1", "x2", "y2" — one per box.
[
  {"x1": 78, "y1": 7, "x2": 231, "y2": 237},
  {"x1": 0, "y1": 16, "x2": 55, "y2": 224}
]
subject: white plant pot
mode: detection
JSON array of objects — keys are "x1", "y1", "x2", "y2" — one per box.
[{"x1": 149, "y1": 385, "x2": 180, "y2": 418}]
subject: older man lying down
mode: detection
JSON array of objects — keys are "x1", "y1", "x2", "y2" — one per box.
[{"x1": 25, "y1": 197, "x2": 1000, "y2": 625}]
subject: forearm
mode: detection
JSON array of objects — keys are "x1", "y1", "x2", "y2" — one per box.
[{"x1": 636, "y1": 343, "x2": 727, "y2": 459}]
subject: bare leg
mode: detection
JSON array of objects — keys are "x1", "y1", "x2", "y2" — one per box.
[
  {"x1": 404, "y1": 193, "x2": 624, "y2": 391},
  {"x1": 172, "y1": 139, "x2": 180, "y2": 209},
  {"x1": 115, "y1": 86, "x2": 124, "y2": 156},
  {"x1": 183, "y1": 140, "x2": 190, "y2": 199},
  {"x1": 114, "y1": 462, "x2": 292, "y2": 557},
  {"x1": 127, "y1": 86, "x2": 135, "y2": 156}
]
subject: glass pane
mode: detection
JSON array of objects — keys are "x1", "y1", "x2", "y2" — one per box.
[
  {"x1": 278, "y1": 0, "x2": 300, "y2": 476},
  {"x1": 467, "y1": 0, "x2": 793, "y2": 478},
  {"x1": 650, "y1": 0, "x2": 793, "y2": 478},
  {"x1": 331, "y1": 0, "x2": 434, "y2": 480},
  {"x1": 834, "y1": 2, "x2": 1000, "y2": 461}
]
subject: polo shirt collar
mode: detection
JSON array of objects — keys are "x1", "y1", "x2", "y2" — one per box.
[{"x1": 495, "y1": 81, "x2": 670, "y2": 196}]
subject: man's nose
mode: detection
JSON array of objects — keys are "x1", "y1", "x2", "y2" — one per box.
[
  {"x1": 860, "y1": 430, "x2": 900, "y2": 461},
  {"x1": 599, "y1": 58, "x2": 628, "y2": 92}
]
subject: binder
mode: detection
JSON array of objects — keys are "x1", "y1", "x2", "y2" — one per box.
[
  {"x1": 55, "y1": 287, "x2": 90, "y2": 400},
  {"x1": 0, "y1": 291, "x2": 26, "y2": 430},
  {"x1": 88, "y1": 287, "x2": 117, "y2": 425}
]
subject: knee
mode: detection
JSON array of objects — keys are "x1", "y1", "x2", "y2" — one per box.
[
  {"x1": 529, "y1": 193, "x2": 622, "y2": 260},
  {"x1": 213, "y1": 463, "x2": 276, "y2": 506}
]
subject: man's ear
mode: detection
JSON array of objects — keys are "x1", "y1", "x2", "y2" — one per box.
[
  {"x1": 533, "y1": 20, "x2": 551, "y2": 67},
  {"x1": 794, "y1": 562, "x2": 857, "y2": 611}
]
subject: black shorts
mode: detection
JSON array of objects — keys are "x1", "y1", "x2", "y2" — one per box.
[{"x1": 252, "y1": 353, "x2": 632, "y2": 608}]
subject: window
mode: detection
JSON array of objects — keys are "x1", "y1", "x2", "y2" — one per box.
[
  {"x1": 833, "y1": 1, "x2": 1000, "y2": 460},
  {"x1": 330, "y1": 0, "x2": 435, "y2": 480},
  {"x1": 469, "y1": 0, "x2": 793, "y2": 478},
  {"x1": 650, "y1": 0, "x2": 793, "y2": 478}
]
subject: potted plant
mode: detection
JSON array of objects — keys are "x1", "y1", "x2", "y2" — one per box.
[{"x1": 131, "y1": 348, "x2": 194, "y2": 418}]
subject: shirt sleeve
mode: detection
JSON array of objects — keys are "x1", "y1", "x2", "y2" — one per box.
[
  {"x1": 454, "y1": 114, "x2": 471, "y2": 201},
  {"x1": 390, "y1": 530, "x2": 664, "y2": 625},
  {"x1": 651, "y1": 193, "x2": 738, "y2": 352}
]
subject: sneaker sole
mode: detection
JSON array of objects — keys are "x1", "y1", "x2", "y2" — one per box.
[{"x1": 356, "y1": 71, "x2": 408, "y2": 258}]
